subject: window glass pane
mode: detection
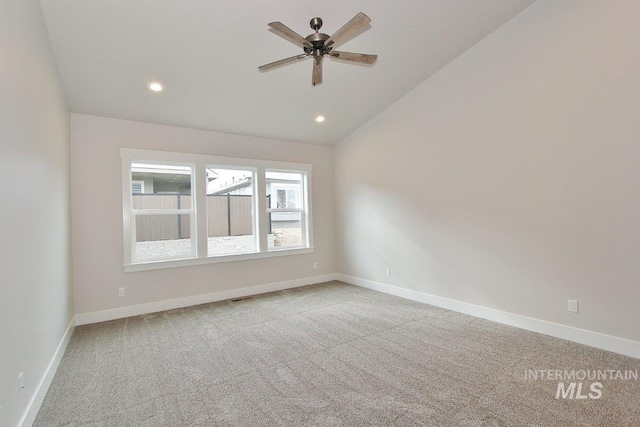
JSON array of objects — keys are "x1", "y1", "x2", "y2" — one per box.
[
  {"x1": 268, "y1": 212, "x2": 303, "y2": 249},
  {"x1": 135, "y1": 214, "x2": 192, "y2": 261},
  {"x1": 131, "y1": 163, "x2": 192, "y2": 209},
  {"x1": 266, "y1": 170, "x2": 305, "y2": 250},
  {"x1": 206, "y1": 167, "x2": 256, "y2": 256}
]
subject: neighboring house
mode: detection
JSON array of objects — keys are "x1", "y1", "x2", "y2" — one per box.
[
  {"x1": 207, "y1": 173, "x2": 302, "y2": 224},
  {"x1": 131, "y1": 163, "x2": 193, "y2": 195}
]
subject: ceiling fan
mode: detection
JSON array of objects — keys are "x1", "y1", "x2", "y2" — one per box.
[{"x1": 258, "y1": 12, "x2": 378, "y2": 86}]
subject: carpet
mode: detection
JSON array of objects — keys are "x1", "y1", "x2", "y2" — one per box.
[{"x1": 35, "y1": 281, "x2": 640, "y2": 426}]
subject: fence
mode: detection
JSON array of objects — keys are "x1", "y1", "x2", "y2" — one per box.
[{"x1": 133, "y1": 194, "x2": 256, "y2": 241}]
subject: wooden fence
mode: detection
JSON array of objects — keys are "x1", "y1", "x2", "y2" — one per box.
[{"x1": 134, "y1": 194, "x2": 254, "y2": 241}]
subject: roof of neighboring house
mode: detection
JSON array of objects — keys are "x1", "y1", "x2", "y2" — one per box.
[{"x1": 208, "y1": 177, "x2": 252, "y2": 195}]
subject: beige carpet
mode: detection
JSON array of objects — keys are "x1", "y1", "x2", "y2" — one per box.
[{"x1": 35, "y1": 281, "x2": 640, "y2": 426}]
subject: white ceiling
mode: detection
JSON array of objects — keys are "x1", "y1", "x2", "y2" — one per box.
[{"x1": 39, "y1": 0, "x2": 535, "y2": 145}]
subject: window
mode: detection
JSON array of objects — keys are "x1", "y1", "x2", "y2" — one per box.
[
  {"x1": 121, "y1": 149, "x2": 312, "y2": 271},
  {"x1": 275, "y1": 189, "x2": 298, "y2": 209},
  {"x1": 266, "y1": 171, "x2": 307, "y2": 250},
  {"x1": 206, "y1": 167, "x2": 257, "y2": 257},
  {"x1": 131, "y1": 180, "x2": 145, "y2": 194},
  {"x1": 130, "y1": 162, "x2": 194, "y2": 263}
]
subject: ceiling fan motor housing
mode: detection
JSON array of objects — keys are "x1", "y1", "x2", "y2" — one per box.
[
  {"x1": 305, "y1": 17, "x2": 331, "y2": 57},
  {"x1": 304, "y1": 32, "x2": 331, "y2": 57}
]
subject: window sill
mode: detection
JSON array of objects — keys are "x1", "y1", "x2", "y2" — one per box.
[{"x1": 124, "y1": 247, "x2": 314, "y2": 272}]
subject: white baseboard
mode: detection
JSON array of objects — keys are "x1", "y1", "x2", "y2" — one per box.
[
  {"x1": 75, "y1": 273, "x2": 339, "y2": 326},
  {"x1": 337, "y1": 274, "x2": 640, "y2": 359},
  {"x1": 18, "y1": 317, "x2": 76, "y2": 427}
]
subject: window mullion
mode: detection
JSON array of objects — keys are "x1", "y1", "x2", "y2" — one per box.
[
  {"x1": 256, "y1": 167, "x2": 268, "y2": 253},
  {"x1": 194, "y1": 163, "x2": 208, "y2": 259},
  {"x1": 123, "y1": 158, "x2": 134, "y2": 265},
  {"x1": 304, "y1": 172, "x2": 312, "y2": 248}
]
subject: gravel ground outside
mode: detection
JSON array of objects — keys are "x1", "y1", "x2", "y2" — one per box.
[{"x1": 136, "y1": 228, "x2": 302, "y2": 261}]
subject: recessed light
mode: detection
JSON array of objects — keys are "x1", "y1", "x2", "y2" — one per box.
[
  {"x1": 315, "y1": 115, "x2": 325, "y2": 123},
  {"x1": 148, "y1": 82, "x2": 164, "y2": 92}
]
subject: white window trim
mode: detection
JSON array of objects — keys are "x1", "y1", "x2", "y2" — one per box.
[
  {"x1": 266, "y1": 170, "x2": 308, "y2": 251},
  {"x1": 205, "y1": 165, "x2": 259, "y2": 257},
  {"x1": 121, "y1": 148, "x2": 313, "y2": 272}
]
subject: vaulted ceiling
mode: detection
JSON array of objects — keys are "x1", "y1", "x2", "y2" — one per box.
[{"x1": 40, "y1": 0, "x2": 535, "y2": 145}]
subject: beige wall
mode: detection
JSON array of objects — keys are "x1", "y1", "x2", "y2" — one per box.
[
  {"x1": 0, "y1": 0, "x2": 72, "y2": 425},
  {"x1": 70, "y1": 113, "x2": 335, "y2": 315},
  {"x1": 335, "y1": 0, "x2": 640, "y2": 342}
]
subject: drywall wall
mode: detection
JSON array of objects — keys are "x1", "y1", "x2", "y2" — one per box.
[
  {"x1": 335, "y1": 0, "x2": 640, "y2": 343},
  {"x1": 70, "y1": 114, "x2": 335, "y2": 315},
  {"x1": 0, "y1": 0, "x2": 73, "y2": 425}
]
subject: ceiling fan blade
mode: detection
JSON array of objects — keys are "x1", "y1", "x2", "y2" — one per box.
[
  {"x1": 325, "y1": 12, "x2": 371, "y2": 48},
  {"x1": 258, "y1": 54, "x2": 309, "y2": 71},
  {"x1": 312, "y1": 57, "x2": 323, "y2": 86},
  {"x1": 268, "y1": 22, "x2": 312, "y2": 48},
  {"x1": 329, "y1": 51, "x2": 378, "y2": 65}
]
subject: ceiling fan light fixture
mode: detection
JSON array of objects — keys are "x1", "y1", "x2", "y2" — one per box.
[{"x1": 148, "y1": 82, "x2": 164, "y2": 92}]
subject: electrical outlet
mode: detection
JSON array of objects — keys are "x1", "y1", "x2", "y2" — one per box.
[
  {"x1": 386, "y1": 268, "x2": 391, "y2": 277},
  {"x1": 568, "y1": 299, "x2": 578, "y2": 313},
  {"x1": 313, "y1": 262, "x2": 317, "y2": 269},
  {"x1": 118, "y1": 287, "x2": 125, "y2": 297},
  {"x1": 18, "y1": 372, "x2": 24, "y2": 395}
]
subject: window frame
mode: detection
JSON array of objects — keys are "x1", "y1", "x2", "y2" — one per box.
[
  {"x1": 205, "y1": 164, "x2": 259, "y2": 258},
  {"x1": 266, "y1": 169, "x2": 309, "y2": 252},
  {"x1": 129, "y1": 160, "x2": 196, "y2": 264},
  {"x1": 121, "y1": 148, "x2": 313, "y2": 272}
]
